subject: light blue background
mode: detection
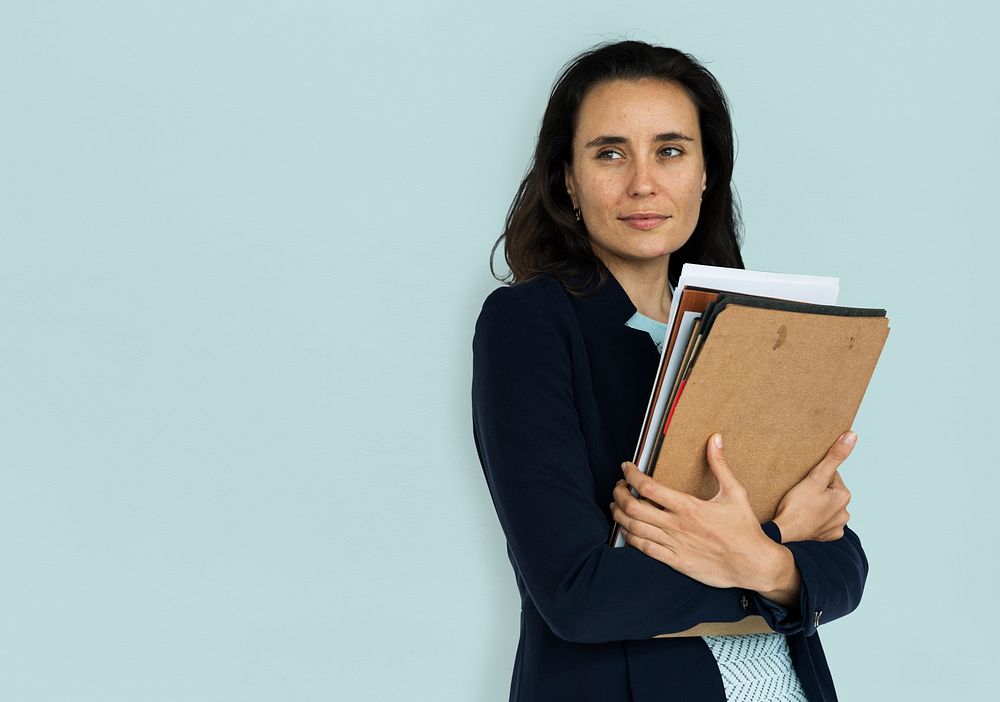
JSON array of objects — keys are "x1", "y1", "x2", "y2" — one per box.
[{"x1": 2, "y1": 2, "x2": 997, "y2": 700}]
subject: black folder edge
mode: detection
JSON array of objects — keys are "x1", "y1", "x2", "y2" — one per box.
[{"x1": 700, "y1": 295, "x2": 887, "y2": 339}]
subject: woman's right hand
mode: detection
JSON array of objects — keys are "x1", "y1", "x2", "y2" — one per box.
[{"x1": 772, "y1": 431, "x2": 857, "y2": 543}]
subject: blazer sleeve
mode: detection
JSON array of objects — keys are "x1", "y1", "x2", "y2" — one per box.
[
  {"x1": 471, "y1": 285, "x2": 768, "y2": 644},
  {"x1": 754, "y1": 521, "x2": 870, "y2": 637}
]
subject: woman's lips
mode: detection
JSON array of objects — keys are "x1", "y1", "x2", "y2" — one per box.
[{"x1": 620, "y1": 214, "x2": 669, "y2": 230}]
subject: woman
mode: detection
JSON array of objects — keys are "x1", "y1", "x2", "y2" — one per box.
[{"x1": 471, "y1": 41, "x2": 864, "y2": 702}]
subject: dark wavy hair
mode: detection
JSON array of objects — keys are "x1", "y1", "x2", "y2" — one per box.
[{"x1": 490, "y1": 40, "x2": 744, "y2": 294}]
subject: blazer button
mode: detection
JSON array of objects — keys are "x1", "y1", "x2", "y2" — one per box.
[{"x1": 813, "y1": 610, "x2": 823, "y2": 628}]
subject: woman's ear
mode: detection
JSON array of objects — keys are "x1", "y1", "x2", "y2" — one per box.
[{"x1": 563, "y1": 162, "x2": 577, "y2": 207}]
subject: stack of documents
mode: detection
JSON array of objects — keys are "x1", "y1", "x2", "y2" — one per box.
[{"x1": 611, "y1": 264, "x2": 890, "y2": 637}]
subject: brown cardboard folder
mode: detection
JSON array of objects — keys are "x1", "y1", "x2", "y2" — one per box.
[{"x1": 648, "y1": 300, "x2": 889, "y2": 638}]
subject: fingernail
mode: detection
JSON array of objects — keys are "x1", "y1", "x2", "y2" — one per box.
[
  {"x1": 841, "y1": 431, "x2": 857, "y2": 445},
  {"x1": 621, "y1": 461, "x2": 629, "y2": 472},
  {"x1": 714, "y1": 434, "x2": 723, "y2": 448}
]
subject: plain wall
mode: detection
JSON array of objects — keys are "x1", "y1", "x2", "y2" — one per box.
[{"x1": 2, "y1": 1, "x2": 997, "y2": 699}]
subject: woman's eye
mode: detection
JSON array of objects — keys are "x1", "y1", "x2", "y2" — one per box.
[
  {"x1": 596, "y1": 150, "x2": 623, "y2": 160},
  {"x1": 660, "y1": 146, "x2": 682, "y2": 158}
]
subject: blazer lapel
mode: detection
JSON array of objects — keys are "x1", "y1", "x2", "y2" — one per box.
[{"x1": 562, "y1": 270, "x2": 661, "y2": 483}]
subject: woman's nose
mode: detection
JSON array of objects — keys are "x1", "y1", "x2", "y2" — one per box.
[{"x1": 628, "y1": 159, "x2": 656, "y2": 197}]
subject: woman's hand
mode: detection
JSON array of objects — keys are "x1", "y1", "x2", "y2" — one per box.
[
  {"x1": 772, "y1": 431, "x2": 856, "y2": 544},
  {"x1": 612, "y1": 434, "x2": 796, "y2": 600}
]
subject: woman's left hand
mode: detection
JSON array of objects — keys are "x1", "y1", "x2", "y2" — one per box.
[{"x1": 612, "y1": 434, "x2": 795, "y2": 597}]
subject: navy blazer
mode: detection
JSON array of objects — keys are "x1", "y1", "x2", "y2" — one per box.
[{"x1": 471, "y1": 270, "x2": 869, "y2": 702}]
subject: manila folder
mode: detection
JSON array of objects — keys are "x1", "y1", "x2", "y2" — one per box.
[{"x1": 652, "y1": 304, "x2": 889, "y2": 638}]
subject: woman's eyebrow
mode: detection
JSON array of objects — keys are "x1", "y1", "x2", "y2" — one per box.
[{"x1": 584, "y1": 132, "x2": 696, "y2": 148}]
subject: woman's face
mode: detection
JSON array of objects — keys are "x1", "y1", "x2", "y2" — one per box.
[{"x1": 564, "y1": 78, "x2": 707, "y2": 270}]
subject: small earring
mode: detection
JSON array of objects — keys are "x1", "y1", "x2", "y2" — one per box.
[{"x1": 573, "y1": 207, "x2": 582, "y2": 221}]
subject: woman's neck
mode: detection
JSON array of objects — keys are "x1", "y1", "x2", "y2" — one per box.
[{"x1": 602, "y1": 255, "x2": 673, "y2": 324}]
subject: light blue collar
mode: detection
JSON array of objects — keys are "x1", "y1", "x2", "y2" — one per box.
[
  {"x1": 624, "y1": 282, "x2": 673, "y2": 354},
  {"x1": 625, "y1": 311, "x2": 668, "y2": 354}
]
